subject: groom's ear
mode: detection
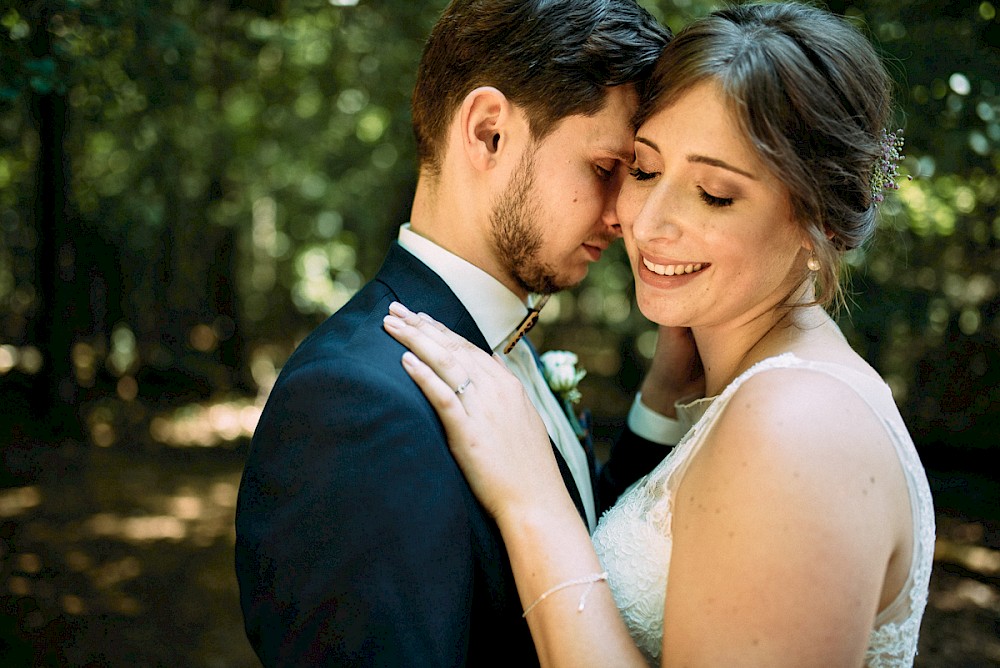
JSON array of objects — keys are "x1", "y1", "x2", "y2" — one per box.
[{"x1": 459, "y1": 86, "x2": 515, "y2": 172}]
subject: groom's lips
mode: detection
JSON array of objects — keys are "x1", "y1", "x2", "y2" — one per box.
[{"x1": 582, "y1": 243, "x2": 607, "y2": 261}]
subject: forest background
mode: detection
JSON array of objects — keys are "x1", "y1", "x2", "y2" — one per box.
[{"x1": 0, "y1": 0, "x2": 998, "y2": 665}]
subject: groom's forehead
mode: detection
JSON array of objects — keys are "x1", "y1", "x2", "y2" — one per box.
[{"x1": 540, "y1": 97, "x2": 637, "y2": 160}]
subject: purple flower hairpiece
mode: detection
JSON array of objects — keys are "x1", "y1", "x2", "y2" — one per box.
[{"x1": 871, "y1": 128, "x2": 907, "y2": 205}]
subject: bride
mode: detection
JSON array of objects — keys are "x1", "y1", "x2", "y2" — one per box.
[{"x1": 383, "y1": 3, "x2": 934, "y2": 666}]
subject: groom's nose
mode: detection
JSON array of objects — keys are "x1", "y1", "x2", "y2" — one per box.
[{"x1": 601, "y1": 181, "x2": 624, "y2": 239}]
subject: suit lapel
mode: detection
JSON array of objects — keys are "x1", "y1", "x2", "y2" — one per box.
[
  {"x1": 374, "y1": 242, "x2": 491, "y2": 353},
  {"x1": 374, "y1": 242, "x2": 593, "y2": 525}
]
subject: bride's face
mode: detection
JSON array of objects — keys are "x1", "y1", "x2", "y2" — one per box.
[{"x1": 617, "y1": 82, "x2": 808, "y2": 332}]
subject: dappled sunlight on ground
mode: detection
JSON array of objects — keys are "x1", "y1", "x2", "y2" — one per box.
[
  {"x1": 0, "y1": 445, "x2": 258, "y2": 666},
  {"x1": 148, "y1": 400, "x2": 263, "y2": 449},
  {"x1": 918, "y1": 514, "x2": 1000, "y2": 666},
  {"x1": 0, "y1": 405, "x2": 997, "y2": 665},
  {"x1": 84, "y1": 396, "x2": 265, "y2": 450}
]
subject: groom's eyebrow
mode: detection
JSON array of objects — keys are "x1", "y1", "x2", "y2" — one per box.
[{"x1": 600, "y1": 145, "x2": 635, "y2": 162}]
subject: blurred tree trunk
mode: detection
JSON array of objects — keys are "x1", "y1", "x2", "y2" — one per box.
[
  {"x1": 211, "y1": 223, "x2": 252, "y2": 392},
  {"x1": 28, "y1": 4, "x2": 81, "y2": 443}
]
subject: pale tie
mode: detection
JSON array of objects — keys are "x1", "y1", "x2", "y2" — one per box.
[{"x1": 502, "y1": 340, "x2": 596, "y2": 531}]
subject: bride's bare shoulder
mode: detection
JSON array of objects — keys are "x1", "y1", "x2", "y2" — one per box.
[
  {"x1": 664, "y1": 361, "x2": 905, "y2": 667},
  {"x1": 694, "y1": 362, "x2": 903, "y2": 503}
]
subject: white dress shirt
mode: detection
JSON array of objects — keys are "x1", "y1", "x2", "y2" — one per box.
[
  {"x1": 397, "y1": 224, "x2": 597, "y2": 530},
  {"x1": 628, "y1": 393, "x2": 690, "y2": 445}
]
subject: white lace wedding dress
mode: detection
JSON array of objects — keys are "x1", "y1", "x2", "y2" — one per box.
[{"x1": 593, "y1": 354, "x2": 935, "y2": 667}]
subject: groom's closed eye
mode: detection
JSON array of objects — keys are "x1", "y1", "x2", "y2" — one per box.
[{"x1": 593, "y1": 163, "x2": 616, "y2": 181}]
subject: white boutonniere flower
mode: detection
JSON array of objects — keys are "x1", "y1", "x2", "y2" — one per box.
[{"x1": 540, "y1": 350, "x2": 587, "y2": 438}]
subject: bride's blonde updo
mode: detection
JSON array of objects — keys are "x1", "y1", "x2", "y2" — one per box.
[{"x1": 635, "y1": 2, "x2": 898, "y2": 309}]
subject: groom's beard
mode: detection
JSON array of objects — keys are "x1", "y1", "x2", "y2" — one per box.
[{"x1": 489, "y1": 149, "x2": 564, "y2": 295}]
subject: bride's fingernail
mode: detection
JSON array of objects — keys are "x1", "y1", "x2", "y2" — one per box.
[
  {"x1": 383, "y1": 315, "x2": 404, "y2": 330},
  {"x1": 389, "y1": 301, "x2": 412, "y2": 317}
]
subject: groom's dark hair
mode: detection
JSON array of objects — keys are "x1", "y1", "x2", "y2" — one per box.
[{"x1": 412, "y1": 0, "x2": 671, "y2": 175}]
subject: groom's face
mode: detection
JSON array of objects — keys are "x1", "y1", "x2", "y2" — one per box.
[{"x1": 489, "y1": 86, "x2": 637, "y2": 295}]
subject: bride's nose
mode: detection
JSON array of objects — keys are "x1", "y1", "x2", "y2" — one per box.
[{"x1": 633, "y1": 186, "x2": 682, "y2": 244}]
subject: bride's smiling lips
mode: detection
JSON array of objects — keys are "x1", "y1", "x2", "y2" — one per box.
[{"x1": 638, "y1": 254, "x2": 710, "y2": 285}]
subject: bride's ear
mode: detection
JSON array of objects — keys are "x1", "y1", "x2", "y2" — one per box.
[
  {"x1": 799, "y1": 223, "x2": 835, "y2": 253},
  {"x1": 458, "y1": 86, "x2": 514, "y2": 172}
]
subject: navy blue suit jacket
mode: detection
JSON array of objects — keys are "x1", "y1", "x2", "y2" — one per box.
[{"x1": 235, "y1": 242, "x2": 668, "y2": 666}]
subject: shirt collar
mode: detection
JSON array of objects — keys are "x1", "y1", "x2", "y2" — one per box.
[{"x1": 397, "y1": 224, "x2": 529, "y2": 351}]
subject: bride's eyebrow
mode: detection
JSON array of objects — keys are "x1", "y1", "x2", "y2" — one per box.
[
  {"x1": 635, "y1": 136, "x2": 659, "y2": 152},
  {"x1": 687, "y1": 155, "x2": 756, "y2": 180}
]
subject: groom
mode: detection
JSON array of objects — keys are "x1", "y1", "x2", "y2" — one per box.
[{"x1": 236, "y1": 1, "x2": 678, "y2": 665}]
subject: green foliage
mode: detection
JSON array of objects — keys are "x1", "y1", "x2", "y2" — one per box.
[
  {"x1": 0, "y1": 0, "x2": 997, "y2": 455},
  {"x1": 834, "y1": 1, "x2": 1000, "y2": 455}
]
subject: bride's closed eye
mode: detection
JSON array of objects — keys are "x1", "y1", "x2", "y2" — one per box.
[
  {"x1": 699, "y1": 187, "x2": 734, "y2": 208},
  {"x1": 628, "y1": 166, "x2": 657, "y2": 181}
]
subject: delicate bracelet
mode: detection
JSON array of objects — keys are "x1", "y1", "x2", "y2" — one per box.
[{"x1": 521, "y1": 571, "x2": 609, "y2": 618}]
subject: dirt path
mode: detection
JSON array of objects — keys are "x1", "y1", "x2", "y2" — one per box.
[{"x1": 0, "y1": 448, "x2": 997, "y2": 666}]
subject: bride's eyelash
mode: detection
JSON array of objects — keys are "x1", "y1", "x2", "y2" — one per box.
[
  {"x1": 627, "y1": 169, "x2": 735, "y2": 208},
  {"x1": 699, "y1": 188, "x2": 734, "y2": 208},
  {"x1": 628, "y1": 167, "x2": 656, "y2": 181}
]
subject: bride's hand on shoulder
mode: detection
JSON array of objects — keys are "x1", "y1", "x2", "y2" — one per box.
[
  {"x1": 383, "y1": 301, "x2": 565, "y2": 523},
  {"x1": 640, "y1": 326, "x2": 705, "y2": 417}
]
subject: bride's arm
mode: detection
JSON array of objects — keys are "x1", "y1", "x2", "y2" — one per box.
[
  {"x1": 383, "y1": 302, "x2": 647, "y2": 668},
  {"x1": 492, "y1": 484, "x2": 646, "y2": 667}
]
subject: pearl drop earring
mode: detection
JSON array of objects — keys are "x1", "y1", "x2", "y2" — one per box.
[{"x1": 807, "y1": 253, "x2": 821, "y2": 272}]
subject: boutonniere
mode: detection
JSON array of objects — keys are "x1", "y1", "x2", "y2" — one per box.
[{"x1": 539, "y1": 350, "x2": 587, "y2": 439}]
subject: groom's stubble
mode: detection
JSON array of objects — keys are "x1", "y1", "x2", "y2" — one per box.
[{"x1": 488, "y1": 145, "x2": 564, "y2": 296}]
